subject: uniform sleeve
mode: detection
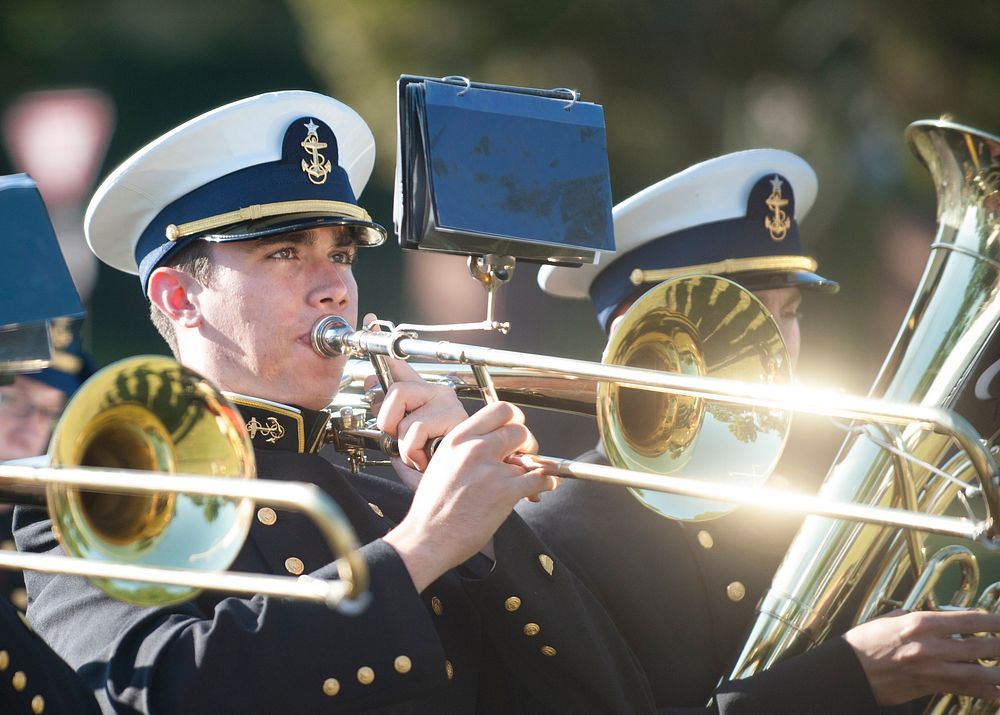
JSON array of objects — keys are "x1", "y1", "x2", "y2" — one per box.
[
  {"x1": 14, "y1": 507, "x2": 451, "y2": 714},
  {"x1": 704, "y1": 637, "x2": 881, "y2": 715},
  {"x1": 464, "y1": 513, "x2": 657, "y2": 715},
  {"x1": 0, "y1": 596, "x2": 101, "y2": 715}
]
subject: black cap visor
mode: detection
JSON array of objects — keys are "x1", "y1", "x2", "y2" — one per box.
[
  {"x1": 201, "y1": 212, "x2": 387, "y2": 247},
  {"x1": 730, "y1": 269, "x2": 839, "y2": 294}
]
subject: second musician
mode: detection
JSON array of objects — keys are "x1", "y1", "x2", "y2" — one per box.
[{"x1": 520, "y1": 149, "x2": 1000, "y2": 712}]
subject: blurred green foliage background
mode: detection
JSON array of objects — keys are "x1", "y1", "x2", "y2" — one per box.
[{"x1": 2, "y1": 0, "x2": 999, "y2": 460}]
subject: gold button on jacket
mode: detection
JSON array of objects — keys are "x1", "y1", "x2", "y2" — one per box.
[
  {"x1": 726, "y1": 581, "x2": 747, "y2": 602},
  {"x1": 257, "y1": 507, "x2": 277, "y2": 525},
  {"x1": 284, "y1": 556, "x2": 305, "y2": 575},
  {"x1": 357, "y1": 666, "x2": 375, "y2": 685}
]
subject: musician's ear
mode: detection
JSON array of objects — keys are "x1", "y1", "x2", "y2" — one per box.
[{"x1": 148, "y1": 267, "x2": 202, "y2": 329}]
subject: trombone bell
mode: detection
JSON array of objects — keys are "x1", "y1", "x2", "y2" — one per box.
[
  {"x1": 46, "y1": 356, "x2": 256, "y2": 606},
  {"x1": 601, "y1": 276, "x2": 792, "y2": 520}
]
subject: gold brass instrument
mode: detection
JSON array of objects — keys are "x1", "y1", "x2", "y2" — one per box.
[
  {"x1": 726, "y1": 120, "x2": 1000, "y2": 712},
  {"x1": 1, "y1": 355, "x2": 366, "y2": 610},
  {"x1": 312, "y1": 272, "x2": 1000, "y2": 541}
]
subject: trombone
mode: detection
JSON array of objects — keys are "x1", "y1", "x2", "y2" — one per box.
[
  {"x1": 2, "y1": 355, "x2": 367, "y2": 611},
  {"x1": 314, "y1": 275, "x2": 1000, "y2": 544}
]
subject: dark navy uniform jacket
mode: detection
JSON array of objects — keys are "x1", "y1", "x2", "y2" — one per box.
[
  {"x1": 0, "y1": 595, "x2": 101, "y2": 714},
  {"x1": 14, "y1": 397, "x2": 655, "y2": 714},
  {"x1": 519, "y1": 447, "x2": 884, "y2": 714},
  {"x1": 0, "y1": 507, "x2": 27, "y2": 611}
]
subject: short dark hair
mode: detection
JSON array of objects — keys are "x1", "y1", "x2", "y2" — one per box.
[{"x1": 149, "y1": 241, "x2": 216, "y2": 356}]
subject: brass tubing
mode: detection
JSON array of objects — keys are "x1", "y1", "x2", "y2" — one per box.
[
  {"x1": 0, "y1": 551, "x2": 352, "y2": 609},
  {"x1": 0, "y1": 465, "x2": 367, "y2": 609},
  {"x1": 508, "y1": 454, "x2": 985, "y2": 542},
  {"x1": 315, "y1": 317, "x2": 1000, "y2": 540}
]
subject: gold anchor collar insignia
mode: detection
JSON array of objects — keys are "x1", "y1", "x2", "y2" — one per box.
[
  {"x1": 764, "y1": 175, "x2": 792, "y2": 242},
  {"x1": 224, "y1": 393, "x2": 331, "y2": 453},
  {"x1": 300, "y1": 119, "x2": 333, "y2": 186},
  {"x1": 246, "y1": 416, "x2": 285, "y2": 444}
]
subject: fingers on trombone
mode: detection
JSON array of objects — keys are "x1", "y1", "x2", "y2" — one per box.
[
  {"x1": 453, "y1": 401, "x2": 526, "y2": 440},
  {"x1": 363, "y1": 312, "x2": 422, "y2": 382},
  {"x1": 362, "y1": 376, "x2": 385, "y2": 412},
  {"x1": 509, "y1": 465, "x2": 556, "y2": 504},
  {"x1": 397, "y1": 420, "x2": 433, "y2": 471},
  {"x1": 385, "y1": 354, "x2": 425, "y2": 383},
  {"x1": 376, "y1": 379, "x2": 458, "y2": 434},
  {"x1": 374, "y1": 384, "x2": 419, "y2": 434}
]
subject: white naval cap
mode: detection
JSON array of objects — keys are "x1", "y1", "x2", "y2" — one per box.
[
  {"x1": 538, "y1": 148, "x2": 835, "y2": 330},
  {"x1": 85, "y1": 90, "x2": 385, "y2": 293}
]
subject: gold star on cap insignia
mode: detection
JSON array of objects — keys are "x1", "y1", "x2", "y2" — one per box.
[
  {"x1": 301, "y1": 118, "x2": 332, "y2": 185},
  {"x1": 764, "y1": 174, "x2": 791, "y2": 242}
]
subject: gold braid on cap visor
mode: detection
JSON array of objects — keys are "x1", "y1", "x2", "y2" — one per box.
[
  {"x1": 164, "y1": 200, "x2": 374, "y2": 241},
  {"x1": 629, "y1": 255, "x2": 818, "y2": 286}
]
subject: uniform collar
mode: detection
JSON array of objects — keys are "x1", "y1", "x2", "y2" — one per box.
[{"x1": 223, "y1": 392, "x2": 331, "y2": 454}]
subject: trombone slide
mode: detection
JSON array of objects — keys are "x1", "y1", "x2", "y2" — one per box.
[{"x1": 1, "y1": 464, "x2": 368, "y2": 611}]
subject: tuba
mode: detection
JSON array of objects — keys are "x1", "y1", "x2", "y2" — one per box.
[{"x1": 729, "y1": 119, "x2": 1000, "y2": 711}]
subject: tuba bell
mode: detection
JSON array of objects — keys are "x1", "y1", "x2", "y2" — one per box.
[{"x1": 728, "y1": 119, "x2": 1000, "y2": 712}]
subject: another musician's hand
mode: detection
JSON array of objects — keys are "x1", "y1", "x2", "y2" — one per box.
[
  {"x1": 383, "y1": 401, "x2": 555, "y2": 592},
  {"x1": 843, "y1": 609, "x2": 1000, "y2": 705}
]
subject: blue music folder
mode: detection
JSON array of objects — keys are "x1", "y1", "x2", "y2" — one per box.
[
  {"x1": 0, "y1": 174, "x2": 84, "y2": 371},
  {"x1": 396, "y1": 76, "x2": 615, "y2": 266}
]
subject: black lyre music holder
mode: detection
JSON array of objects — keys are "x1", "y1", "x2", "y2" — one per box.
[{"x1": 394, "y1": 74, "x2": 615, "y2": 332}]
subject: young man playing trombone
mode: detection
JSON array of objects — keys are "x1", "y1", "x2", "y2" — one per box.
[
  {"x1": 520, "y1": 149, "x2": 1000, "y2": 712},
  {"x1": 14, "y1": 91, "x2": 655, "y2": 713}
]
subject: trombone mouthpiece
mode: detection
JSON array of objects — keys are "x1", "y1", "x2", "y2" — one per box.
[{"x1": 311, "y1": 315, "x2": 354, "y2": 358}]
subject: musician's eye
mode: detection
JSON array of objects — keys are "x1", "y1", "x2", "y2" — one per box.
[
  {"x1": 331, "y1": 249, "x2": 356, "y2": 265},
  {"x1": 784, "y1": 307, "x2": 802, "y2": 321},
  {"x1": 268, "y1": 247, "x2": 296, "y2": 260}
]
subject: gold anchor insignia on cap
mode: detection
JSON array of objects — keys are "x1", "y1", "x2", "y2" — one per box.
[
  {"x1": 246, "y1": 416, "x2": 286, "y2": 444},
  {"x1": 764, "y1": 175, "x2": 791, "y2": 242},
  {"x1": 300, "y1": 119, "x2": 333, "y2": 185}
]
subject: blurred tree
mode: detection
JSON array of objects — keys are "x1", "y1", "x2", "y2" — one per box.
[
  {"x1": 0, "y1": 0, "x2": 341, "y2": 366},
  {"x1": 1, "y1": 0, "x2": 997, "y2": 457},
  {"x1": 288, "y1": 0, "x2": 1000, "y2": 386},
  {"x1": 286, "y1": 0, "x2": 1000, "y2": 461}
]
